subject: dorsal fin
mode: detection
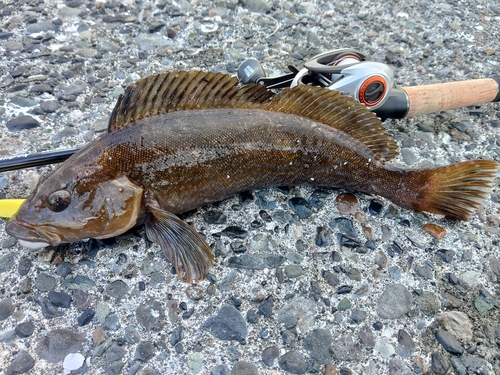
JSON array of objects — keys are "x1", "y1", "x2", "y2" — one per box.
[
  {"x1": 108, "y1": 70, "x2": 398, "y2": 161},
  {"x1": 108, "y1": 70, "x2": 274, "y2": 132},
  {"x1": 262, "y1": 85, "x2": 398, "y2": 161}
]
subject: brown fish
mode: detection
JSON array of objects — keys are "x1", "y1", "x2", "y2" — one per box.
[{"x1": 5, "y1": 70, "x2": 498, "y2": 282}]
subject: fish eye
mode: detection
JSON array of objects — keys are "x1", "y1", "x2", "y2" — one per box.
[{"x1": 47, "y1": 190, "x2": 71, "y2": 212}]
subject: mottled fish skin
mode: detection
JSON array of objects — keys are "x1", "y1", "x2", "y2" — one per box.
[{"x1": 6, "y1": 70, "x2": 499, "y2": 283}]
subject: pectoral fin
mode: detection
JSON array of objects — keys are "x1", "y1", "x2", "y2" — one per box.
[{"x1": 144, "y1": 196, "x2": 214, "y2": 283}]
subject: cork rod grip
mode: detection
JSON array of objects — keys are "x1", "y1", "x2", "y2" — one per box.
[{"x1": 402, "y1": 78, "x2": 500, "y2": 117}]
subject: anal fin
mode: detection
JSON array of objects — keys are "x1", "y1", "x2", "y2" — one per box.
[{"x1": 144, "y1": 195, "x2": 214, "y2": 283}]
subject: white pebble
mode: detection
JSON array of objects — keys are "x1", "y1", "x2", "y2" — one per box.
[{"x1": 63, "y1": 353, "x2": 85, "y2": 374}]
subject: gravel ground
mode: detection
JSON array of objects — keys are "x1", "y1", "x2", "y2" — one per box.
[{"x1": 1, "y1": 0, "x2": 500, "y2": 374}]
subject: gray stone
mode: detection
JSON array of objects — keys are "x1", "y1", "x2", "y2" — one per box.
[
  {"x1": 262, "y1": 346, "x2": 280, "y2": 367},
  {"x1": 6, "y1": 116, "x2": 40, "y2": 131},
  {"x1": 135, "y1": 341, "x2": 154, "y2": 361},
  {"x1": 303, "y1": 328, "x2": 333, "y2": 364},
  {"x1": 201, "y1": 304, "x2": 247, "y2": 342},
  {"x1": 230, "y1": 361, "x2": 258, "y2": 375},
  {"x1": 106, "y1": 343, "x2": 126, "y2": 362},
  {"x1": 0, "y1": 298, "x2": 14, "y2": 320},
  {"x1": 435, "y1": 329, "x2": 464, "y2": 355},
  {"x1": 5, "y1": 350, "x2": 35, "y2": 375},
  {"x1": 105, "y1": 280, "x2": 130, "y2": 301},
  {"x1": 227, "y1": 254, "x2": 284, "y2": 270},
  {"x1": 376, "y1": 284, "x2": 412, "y2": 319},
  {"x1": 135, "y1": 298, "x2": 165, "y2": 331},
  {"x1": 35, "y1": 329, "x2": 85, "y2": 363},
  {"x1": 278, "y1": 351, "x2": 307, "y2": 374}
]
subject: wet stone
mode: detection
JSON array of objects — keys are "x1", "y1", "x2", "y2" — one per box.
[
  {"x1": 315, "y1": 226, "x2": 333, "y2": 247},
  {"x1": 416, "y1": 291, "x2": 441, "y2": 315},
  {"x1": 262, "y1": 346, "x2": 280, "y2": 367},
  {"x1": 376, "y1": 284, "x2": 412, "y2": 319},
  {"x1": 78, "y1": 308, "x2": 95, "y2": 326},
  {"x1": 203, "y1": 210, "x2": 227, "y2": 224},
  {"x1": 15, "y1": 320, "x2": 35, "y2": 338},
  {"x1": 135, "y1": 298, "x2": 165, "y2": 331},
  {"x1": 451, "y1": 356, "x2": 495, "y2": 375},
  {"x1": 288, "y1": 197, "x2": 313, "y2": 219},
  {"x1": 6, "y1": 115, "x2": 40, "y2": 131},
  {"x1": 220, "y1": 226, "x2": 248, "y2": 239},
  {"x1": 238, "y1": 190, "x2": 254, "y2": 205},
  {"x1": 201, "y1": 304, "x2": 247, "y2": 342},
  {"x1": 211, "y1": 364, "x2": 229, "y2": 375},
  {"x1": 5, "y1": 350, "x2": 35, "y2": 375},
  {"x1": 17, "y1": 257, "x2": 32, "y2": 276},
  {"x1": 48, "y1": 291, "x2": 72, "y2": 308},
  {"x1": 368, "y1": 199, "x2": 384, "y2": 215},
  {"x1": 135, "y1": 340, "x2": 155, "y2": 361},
  {"x1": 246, "y1": 309, "x2": 259, "y2": 324},
  {"x1": 435, "y1": 329, "x2": 464, "y2": 355},
  {"x1": 0, "y1": 298, "x2": 14, "y2": 320},
  {"x1": 35, "y1": 328, "x2": 85, "y2": 363},
  {"x1": 278, "y1": 350, "x2": 308, "y2": 375}
]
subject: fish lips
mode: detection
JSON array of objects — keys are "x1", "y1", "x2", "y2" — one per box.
[{"x1": 5, "y1": 218, "x2": 60, "y2": 248}]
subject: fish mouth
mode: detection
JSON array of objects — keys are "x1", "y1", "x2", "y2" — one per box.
[{"x1": 5, "y1": 218, "x2": 61, "y2": 248}]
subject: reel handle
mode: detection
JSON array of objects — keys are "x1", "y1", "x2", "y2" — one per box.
[{"x1": 377, "y1": 77, "x2": 500, "y2": 120}]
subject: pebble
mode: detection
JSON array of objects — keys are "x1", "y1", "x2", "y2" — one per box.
[
  {"x1": 220, "y1": 226, "x2": 248, "y2": 239},
  {"x1": 48, "y1": 291, "x2": 72, "y2": 308},
  {"x1": 5, "y1": 350, "x2": 35, "y2": 375},
  {"x1": 15, "y1": 320, "x2": 35, "y2": 338},
  {"x1": 436, "y1": 311, "x2": 473, "y2": 341},
  {"x1": 376, "y1": 338, "x2": 395, "y2": 359},
  {"x1": 135, "y1": 340, "x2": 155, "y2": 361},
  {"x1": 423, "y1": 223, "x2": 447, "y2": 239},
  {"x1": 201, "y1": 304, "x2": 247, "y2": 342},
  {"x1": 72, "y1": 289, "x2": 92, "y2": 310},
  {"x1": 230, "y1": 361, "x2": 259, "y2": 375},
  {"x1": 203, "y1": 210, "x2": 227, "y2": 224},
  {"x1": 17, "y1": 257, "x2": 32, "y2": 276},
  {"x1": 278, "y1": 350, "x2": 308, "y2": 375},
  {"x1": 56, "y1": 262, "x2": 72, "y2": 277},
  {"x1": 397, "y1": 329, "x2": 415, "y2": 357},
  {"x1": 227, "y1": 254, "x2": 284, "y2": 269},
  {"x1": 0, "y1": 298, "x2": 14, "y2": 320},
  {"x1": 261, "y1": 346, "x2": 280, "y2": 367},
  {"x1": 431, "y1": 351, "x2": 450, "y2": 374},
  {"x1": 35, "y1": 328, "x2": 85, "y2": 363},
  {"x1": 435, "y1": 328, "x2": 464, "y2": 355},
  {"x1": 33, "y1": 295, "x2": 65, "y2": 318},
  {"x1": 6, "y1": 115, "x2": 40, "y2": 131},
  {"x1": 436, "y1": 249, "x2": 455, "y2": 263},
  {"x1": 106, "y1": 342, "x2": 126, "y2": 362},
  {"x1": 334, "y1": 193, "x2": 359, "y2": 214},
  {"x1": 284, "y1": 264, "x2": 303, "y2": 278},
  {"x1": 451, "y1": 355, "x2": 495, "y2": 375},
  {"x1": 77, "y1": 308, "x2": 95, "y2": 326},
  {"x1": 135, "y1": 298, "x2": 165, "y2": 331},
  {"x1": 304, "y1": 328, "x2": 333, "y2": 364},
  {"x1": 103, "y1": 313, "x2": 121, "y2": 331},
  {"x1": 105, "y1": 280, "x2": 130, "y2": 301},
  {"x1": 211, "y1": 364, "x2": 229, "y2": 375},
  {"x1": 416, "y1": 291, "x2": 441, "y2": 315},
  {"x1": 315, "y1": 226, "x2": 333, "y2": 247},
  {"x1": 376, "y1": 284, "x2": 412, "y2": 319},
  {"x1": 258, "y1": 296, "x2": 273, "y2": 317},
  {"x1": 288, "y1": 197, "x2": 313, "y2": 218},
  {"x1": 368, "y1": 199, "x2": 384, "y2": 215}
]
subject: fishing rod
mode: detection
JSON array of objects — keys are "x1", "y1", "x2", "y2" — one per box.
[{"x1": 1, "y1": 48, "x2": 499, "y2": 175}]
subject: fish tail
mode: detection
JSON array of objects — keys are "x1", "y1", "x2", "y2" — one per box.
[{"x1": 408, "y1": 160, "x2": 498, "y2": 220}]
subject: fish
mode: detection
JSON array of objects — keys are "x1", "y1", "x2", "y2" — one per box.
[{"x1": 5, "y1": 70, "x2": 499, "y2": 283}]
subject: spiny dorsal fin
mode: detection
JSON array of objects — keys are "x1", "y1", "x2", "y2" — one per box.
[
  {"x1": 263, "y1": 85, "x2": 399, "y2": 161},
  {"x1": 108, "y1": 70, "x2": 274, "y2": 132},
  {"x1": 109, "y1": 70, "x2": 398, "y2": 161}
]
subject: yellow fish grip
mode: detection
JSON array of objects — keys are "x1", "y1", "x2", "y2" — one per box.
[{"x1": 0, "y1": 199, "x2": 25, "y2": 218}]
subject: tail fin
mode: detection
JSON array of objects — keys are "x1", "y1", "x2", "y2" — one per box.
[{"x1": 413, "y1": 160, "x2": 498, "y2": 220}]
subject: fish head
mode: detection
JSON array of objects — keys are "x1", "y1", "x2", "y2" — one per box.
[{"x1": 6, "y1": 162, "x2": 144, "y2": 249}]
